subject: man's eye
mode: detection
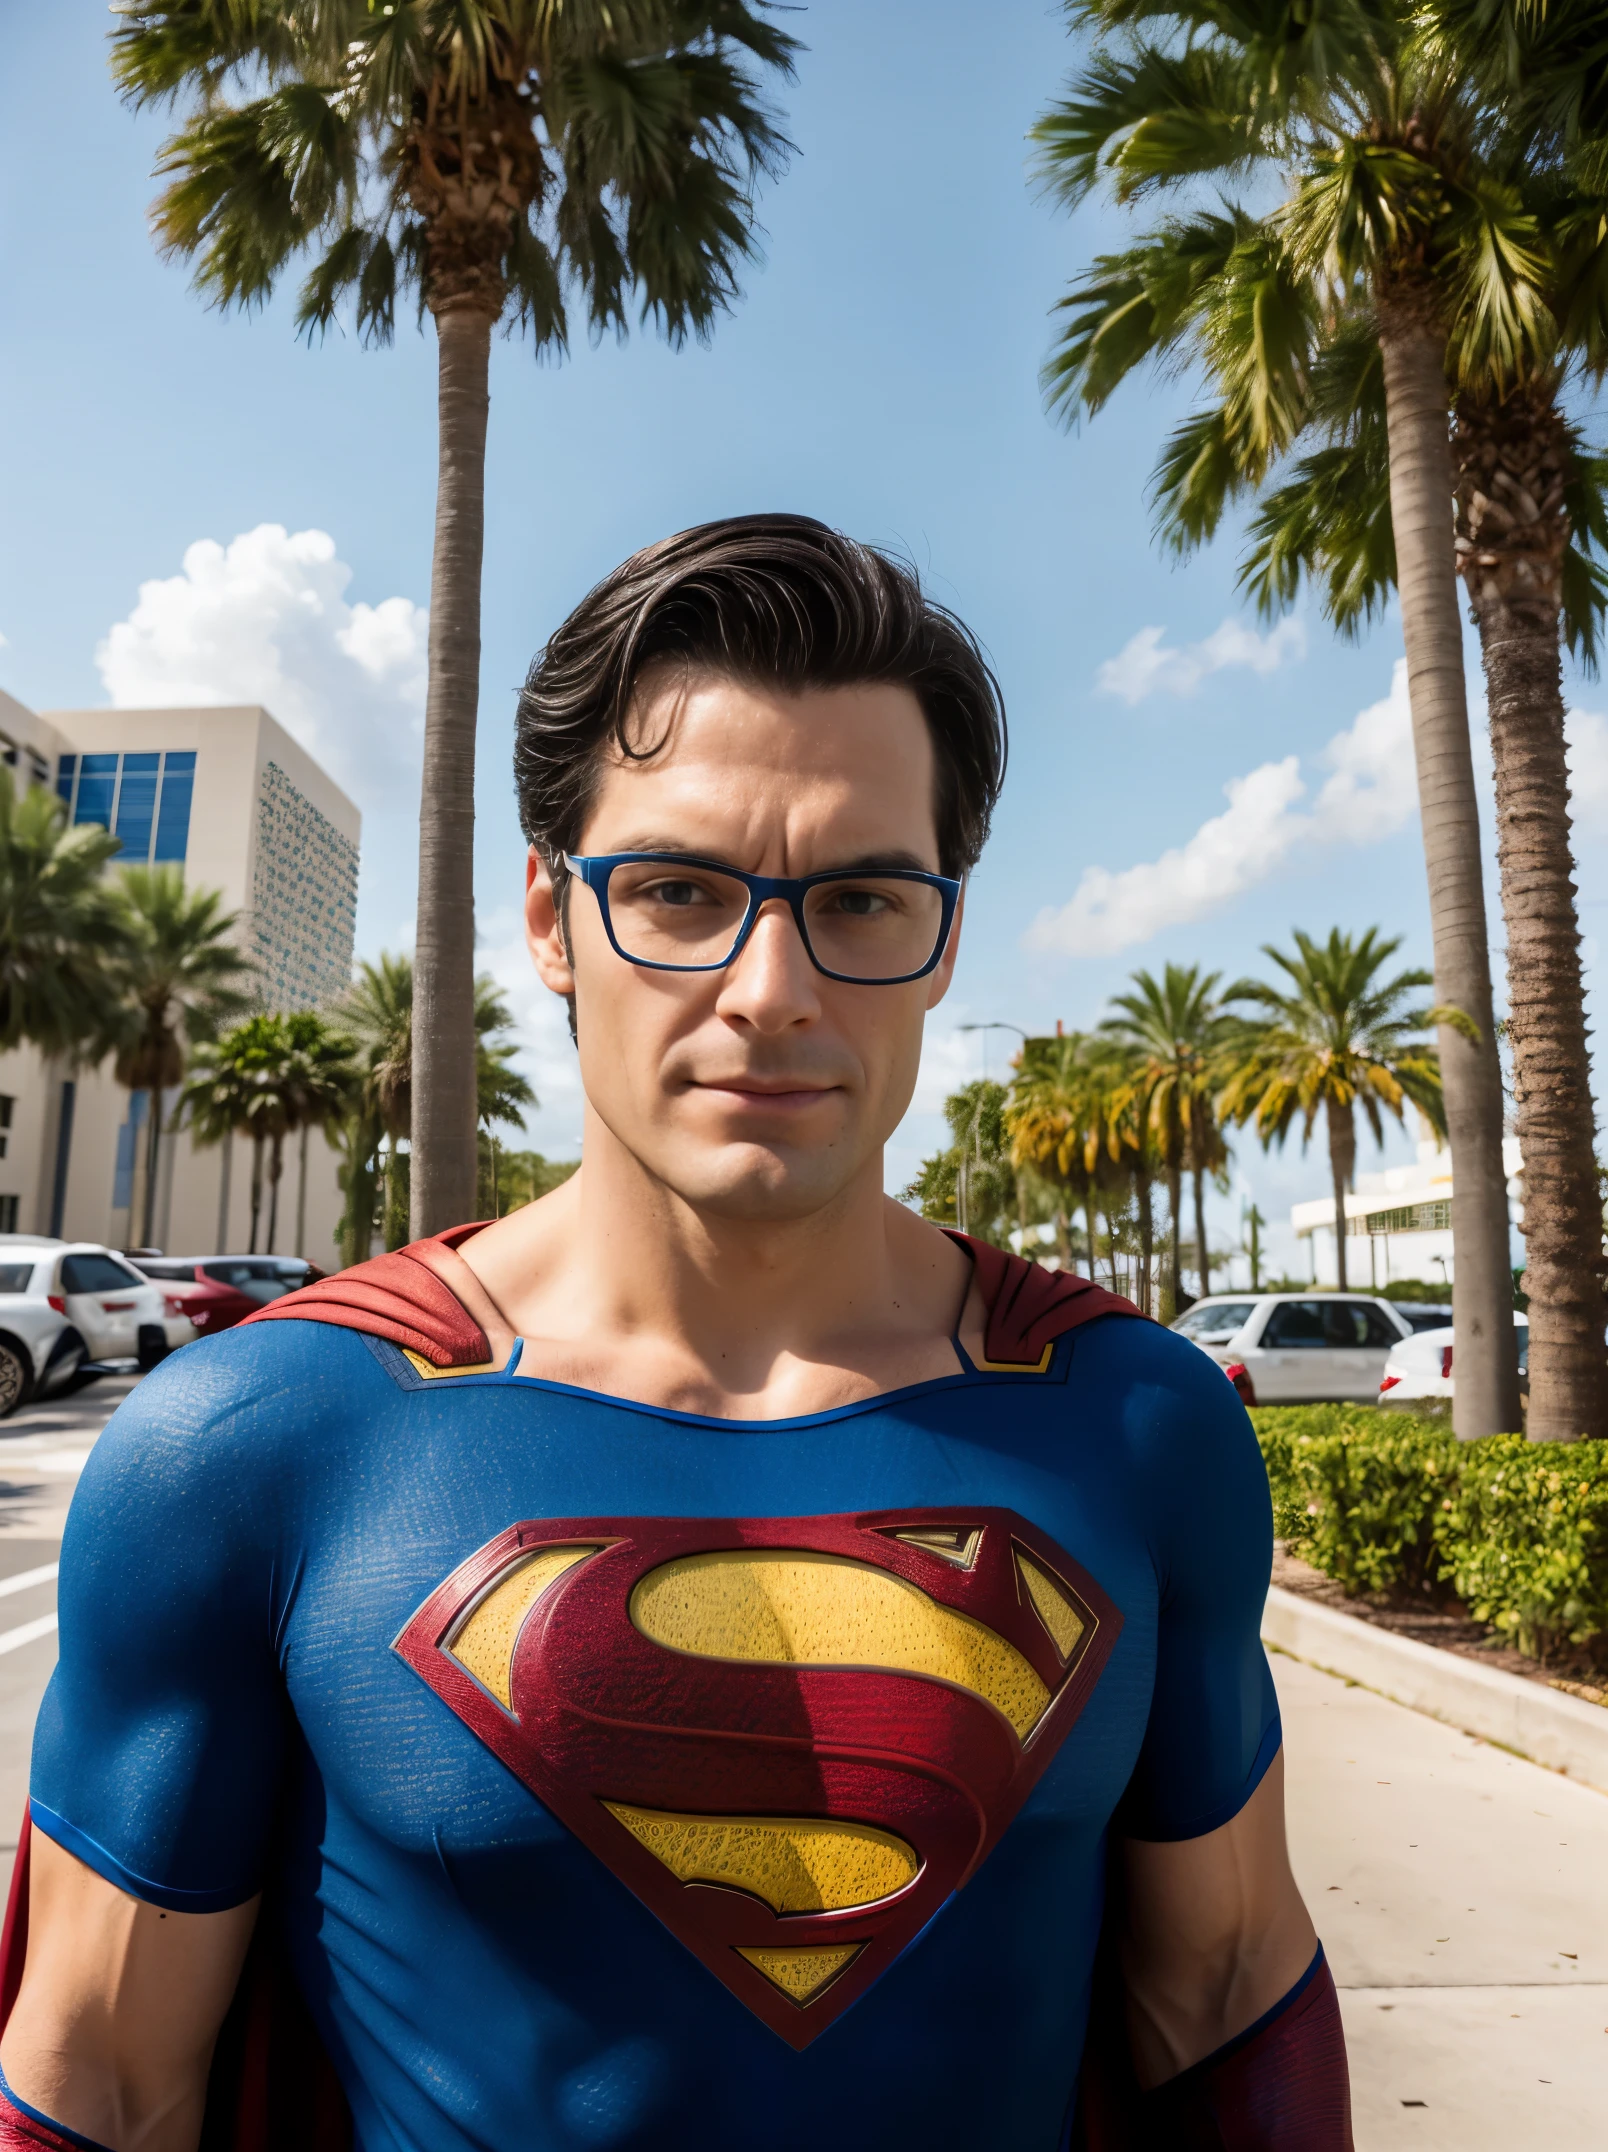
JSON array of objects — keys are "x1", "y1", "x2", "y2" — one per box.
[
  {"x1": 647, "y1": 880, "x2": 708, "y2": 907},
  {"x1": 829, "y1": 887, "x2": 891, "y2": 917}
]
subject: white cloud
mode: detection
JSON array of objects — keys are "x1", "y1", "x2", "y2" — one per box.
[
  {"x1": 95, "y1": 525, "x2": 428, "y2": 811},
  {"x1": 1567, "y1": 707, "x2": 1608, "y2": 832},
  {"x1": 1028, "y1": 661, "x2": 1415, "y2": 957},
  {"x1": 1097, "y1": 614, "x2": 1307, "y2": 705}
]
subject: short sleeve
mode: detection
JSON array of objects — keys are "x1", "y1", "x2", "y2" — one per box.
[
  {"x1": 28, "y1": 1338, "x2": 290, "y2": 1911},
  {"x1": 1110, "y1": 1326, "x2": 1280, "y2": 1842}
]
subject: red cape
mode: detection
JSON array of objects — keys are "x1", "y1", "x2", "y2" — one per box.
[{"x1": 0, "y1": 1229, "x2": 1141, "y2": 2147}]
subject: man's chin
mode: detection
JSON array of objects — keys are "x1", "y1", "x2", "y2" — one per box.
[{"x1": 650, "y1": 1139, "x2": 869, "y2": 1226}]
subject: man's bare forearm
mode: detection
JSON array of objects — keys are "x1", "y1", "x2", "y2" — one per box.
[{"x1": 0, "y1": 1829, "x2": 256, "y2": 2152}]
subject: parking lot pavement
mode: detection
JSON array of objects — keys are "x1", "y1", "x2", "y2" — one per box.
[
  {"x1": 1276, "y1": 1649, "x2": 1608, "y2": 2150},
  {"x1": 0, "y1": 1371, "x2": 138, "y2": 1896}
]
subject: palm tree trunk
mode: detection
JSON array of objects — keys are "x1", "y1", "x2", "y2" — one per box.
[
  {"x1": 1377, "y1": 301, "x2": 1522, "y2": 1437},
  {"x1": 216, "y1": 1132, "x2": 232, "y2": 1256},
  {"x1": 249, "y1": 1134, "x2": 264, "y2": 1255},
  {"x1": 1085, "y1": 1188, "x2": 1099, "y2": 1278},
  {"x1": 1192, "y1": 1164, "x2": 1210, "y2": 1299},
  {"x1": 296, "y1": 1123, "x2": 310, "y2": 1260},
  {"x1": 1137, "y1": 1167, "x2": 1153, "y2": 1315},
  {"x1": 1166, "y1": 1163, "x2": 1183, "y2": 1317},
  {"x1": 267, "y1": 1132, "x2": 284, "y2": 1255},
  {"x1": 141, "y1": 1087, "x2": 162, "y2": 1249},
  {"x1": 412, "y1": 305, "x2": 493, "y2": 1241},
  {"x1": 1327, "y1": 1097, "x2": 1357, "y2": 1293},
  {"x1": 1457, "y1": 393, "x2": 1606, "y2": 1441}
]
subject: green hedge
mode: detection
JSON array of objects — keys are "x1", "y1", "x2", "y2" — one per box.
[{"x1": 1251, "y1": 1406, "x2": 1608, "y2": 1662}]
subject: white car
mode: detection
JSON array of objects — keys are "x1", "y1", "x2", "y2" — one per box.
[
  {"x1": 1379, "y1": 1312, "x2": 1529, "y2": 1406},
  {"x1": 0, "y1": 1238, "x2": 194, "y2": 1391},
  {"x1": 1170, "y1": 1292, "x2": 1416, "y2": 1405},
  {"x1": 0, "y1": 1248, "x2": 87, "y2": 1417}
]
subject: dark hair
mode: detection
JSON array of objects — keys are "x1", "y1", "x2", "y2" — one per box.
[{"x1": 513, "y1": 514, "x2": 1007, "y2": 906}]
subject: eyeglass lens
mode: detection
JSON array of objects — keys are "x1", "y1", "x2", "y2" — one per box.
[{"x1": 603, "y1": 861, "x2": 945, "y2": 979}]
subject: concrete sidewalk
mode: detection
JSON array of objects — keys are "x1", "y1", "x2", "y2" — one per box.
[{"x1": 1275, "y1": 1649, "x2": 1608, "y2": 2148}]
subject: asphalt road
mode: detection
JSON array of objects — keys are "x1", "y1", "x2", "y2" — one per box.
[{"x1": 0, "y1": 1374, "x2": 1603, "y2": 2148}]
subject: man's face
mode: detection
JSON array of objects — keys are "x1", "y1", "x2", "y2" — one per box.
[{"x1": 525, "y1": 673, "x2": 962, "y2": 1222}]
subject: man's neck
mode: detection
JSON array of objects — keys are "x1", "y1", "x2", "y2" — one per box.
[{"x1": 458, "y1": 1111, "x2": 981, "y2": 1418}]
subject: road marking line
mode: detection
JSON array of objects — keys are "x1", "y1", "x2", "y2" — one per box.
[
  {"x1": 0, "y1": 1564, "x2": 58, "y2": 1601},
  {"x1": 0, "y1": 1614, "x2": 56, "y2": 1656}
]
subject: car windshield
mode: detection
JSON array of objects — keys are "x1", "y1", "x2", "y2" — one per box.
[
  {"x1": 1172, "y1": 1302, "x2": 1255, "y2": 1338},
  {"x1": 0, "y1": 1265, "x2": 34, "y2": 1296},
  {"x1": 203, "y1": 1260, "x2": 298, "y2": 1304},
  {"x1": 62, "y1": 1253, "x2": 142, "y2": 1295},
  {"x1": 131, "y1": 1260, "x2": 196, "y2": 1283},
  {"x1": 1391, "y1": 1304, "x2": 1454, "y2": 1333}
]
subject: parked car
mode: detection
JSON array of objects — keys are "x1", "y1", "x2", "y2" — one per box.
[
  {"x1": 0, "y1": 1242, "x2": 87, "y2": 1417},
  {"x1": 1379, "y1": 1313, "x2": 1530, "y2": 1407},
  {"x1": 1170, "y1": 1292, "x2": 1416, "y2": 1405},
  {"x1": 0, "y1": 1237, "x2": 196, "y2": 1413},
  {"x1": 1386, "y1": 1301, "x2": 1455, "y2": 1335},
  {"x1": 129, "y1": 1255, "x2": 324, "y2": 1338}
]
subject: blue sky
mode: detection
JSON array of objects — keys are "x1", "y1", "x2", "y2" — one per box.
[{"x1": 5, "y1": 3, "x2": 1606, "y2": 1278}]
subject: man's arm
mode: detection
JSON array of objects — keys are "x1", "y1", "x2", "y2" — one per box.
[
  {"x1": 0, "y1": 1830, "x2": 256, "y2": 2152},
  {"x1": 1120, "y1": 1750, "x2": 1316, "y2": 2083},
  {"x1": 1078, "y1": 1324, "x2": 1350, "y2": 2148}
]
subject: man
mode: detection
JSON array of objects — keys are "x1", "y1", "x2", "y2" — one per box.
[{"x1": 0, "y1": 517, "x2": 1348, "y2": 2150}]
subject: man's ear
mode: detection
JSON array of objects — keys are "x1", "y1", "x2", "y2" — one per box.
[
  {"x1": 924, "y1": 884, "x2": 965, "y2": 1012},
  {"x1": 526, "y1": 849, "x2": 575, "y2": 997}
]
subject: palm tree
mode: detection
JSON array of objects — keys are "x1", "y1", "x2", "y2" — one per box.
[
  {"x1": 179, "y1": 1016, "x2": 291, "y2": 1255},
  {"x1": 334, "y1": 953, "x2": 536, "y2": 1255},
  {"x1": 1100, "y1": 966, "x2": 1234, "y2": 1318},
  {"x1": 113, "y1": 1, "x2": 797, "y2": 1241},
  {"x1": 1223, "y1": 929, "x2": 1450, "y2": 1295},
  {"x1": 1242, "y1": 328, "x2": 1608, "y2": 1435},
  {"x1": 104, "y1": 866, "x2": 253, "y2": 1249},
  {"x1": 0, "y1": 770, "x2": 129, "y2": 1056},
  {"x1": 1035, "y1": 0, "x2": 1531, "y2": 1431},
  {"x1": 279, "y1": 1012, "x2": 360, "y2": 1258},
  {"x1": 903, "y1": 1081, "x2": 1020, "y2": 1250},
  {"x1": 1006, "y1": 1033, "x2": 1125, "y2": 1277}
]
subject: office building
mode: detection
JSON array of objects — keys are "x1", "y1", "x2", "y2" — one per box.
[{"x1": 0, "y1": 690, "x2": 361, "y2": 1266}]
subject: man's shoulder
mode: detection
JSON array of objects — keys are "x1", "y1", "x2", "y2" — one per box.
[{"x1": 79, "y1": 1317, "x2": 386, "y2": 1502}]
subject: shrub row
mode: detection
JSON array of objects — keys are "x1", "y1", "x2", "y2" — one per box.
[{"x1": 1251, "y1": 1405, "x2": 1608, "y2": 1663}]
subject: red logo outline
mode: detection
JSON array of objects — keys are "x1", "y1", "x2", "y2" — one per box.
[{"x1": 394, "y1": 1508, "x2": 1121, "y2": 2047}]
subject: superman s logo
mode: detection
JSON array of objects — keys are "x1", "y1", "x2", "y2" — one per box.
[{"x1": 394, "y1": 1509, "x2": 1120, "y2": 2047}]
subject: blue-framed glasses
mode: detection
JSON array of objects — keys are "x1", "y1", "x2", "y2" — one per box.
[{"x1": 565, "y1": 852, "x2": 962, "y2": 984}]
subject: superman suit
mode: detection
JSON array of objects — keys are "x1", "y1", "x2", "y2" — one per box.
[{"x1": 8, "y1": 1232, "x2": 1299, "y2": 2151}]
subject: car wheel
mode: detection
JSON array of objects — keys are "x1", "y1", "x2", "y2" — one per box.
[{"x1": 0, "y1": 1345, "x2": 28, "y2": 1420}]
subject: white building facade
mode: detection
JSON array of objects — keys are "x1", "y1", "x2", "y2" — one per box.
[
  {"x1": 1289, "y1": 1130, "x2": 1524, "y2": 1290},
  {"x1": 0, "y1": 690, "x2": 360, "y2": 1269}
]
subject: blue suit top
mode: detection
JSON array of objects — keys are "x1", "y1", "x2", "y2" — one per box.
[{"x1": 30, "y1": 1307, "x2": 1278, "y2": 2152}]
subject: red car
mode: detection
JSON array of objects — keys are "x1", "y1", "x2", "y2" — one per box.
[{"x1": 129, "y1": 1256, "x2": 325, "y2": 1338}]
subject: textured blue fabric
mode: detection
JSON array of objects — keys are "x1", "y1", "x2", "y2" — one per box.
[{"x1": 30, "y1": 1312, "x2": 1277, "y2": 2152}]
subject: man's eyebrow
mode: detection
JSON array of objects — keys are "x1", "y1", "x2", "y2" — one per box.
[{"x1": 595, "y1": 840, "x2": 941, "y2": 874}]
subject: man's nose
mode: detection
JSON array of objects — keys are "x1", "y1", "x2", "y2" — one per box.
[{"x1": 714, "y1": 899, "x2": 822, "y2": 1031}]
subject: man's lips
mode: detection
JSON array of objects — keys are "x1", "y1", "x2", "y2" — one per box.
[{"x1": 691, "y1": 1078, "x2": 843, "y2": 1110}]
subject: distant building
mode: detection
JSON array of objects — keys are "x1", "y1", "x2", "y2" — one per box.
[
  {"x1": 0, "y1": 691, "x2": 361, "y2": 1266},
  {"x1": 1289, "y1": 1126, "x2": 1523, "y2": 1289}
]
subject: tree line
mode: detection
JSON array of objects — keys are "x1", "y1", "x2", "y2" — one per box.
[
  {"x1": 1035, "y1": 0, "x2": 1608, "y2": 1439},
  {"x1": 0, "y1": 768, "x2": 570, "y2": 1261},
  {"x1": 911, "y1": 929, "x2": 1457, "y2": 1319}
]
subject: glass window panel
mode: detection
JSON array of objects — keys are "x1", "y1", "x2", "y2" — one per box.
[
  {"x1": 114, "y1": 761, "x2": 158, "y2": 862},
  {"x1": 62, "y1": 1252, "x2": 145, "y2": 1295},
  {"x1": 153, "y1": 753, "x2": 195, "y2": 862},
  {"x1": 56, "y1": 756, "x2": 76, "y2": 805},
  {"x1": 0, "y1": 1265, "x2": 33, "y2": 1295},
  {"x1": 73, "y1": 752, "x2": 119, "y2": 831}
]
